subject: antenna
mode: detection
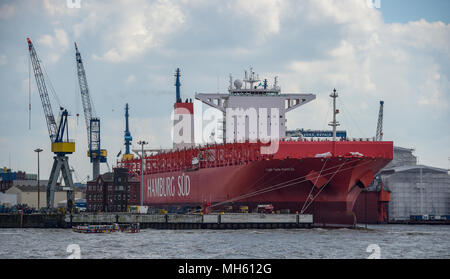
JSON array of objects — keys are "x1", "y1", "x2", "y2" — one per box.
[
  {"x1": 175, "y1": 68, "x2": 181, "y2": 103},
  {"x1": 328, "y1": 88, "x2": 340, "y2": 141},
  {"x1": 243, "y1": 67, "x2": 260, "y2": 89}
]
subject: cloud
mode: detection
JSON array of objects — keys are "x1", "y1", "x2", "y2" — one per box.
[
  {"x1": 37, "y1": 28, "x2": 69, "y2": 63},
  {"x1": 86, "y1": 0, "x2": 185, "y2": 62},
  {"x1": 38, "y1": 34, "x2": 54, "y2": 48},
  {"x1": 43, "y1": 0, "x2": 80, "y2": 17},
  {"x1": 387, "y1": 19, "x2": 450, "y2": 53},
  {"x1": 230, "y1": 0, "x2": 284, "y2": 38},
  {"x1": 38, "y1": 28, "x2": 69, "y2": 49},
  {"x1": 43, "y1": 0, "x2": 63, "y2": 16},
  {"x1": 417, "y1": 65, "x2": 449, "y2": 109},
  {"x1": 39, "y1": 1, "x2": 185, "y2": 62},
  {"x1": 126, "y1": 75, "x2": 136, "y2": 84},
  {"x1": 274, "y1": 1, "x2": 450, "y2": 116},
  {"x1": 0, "y1": 55, "x2": 7, "y2": 66},
  {"x1": 0, "y1": 3, "x2": 15, "y2": 20}
]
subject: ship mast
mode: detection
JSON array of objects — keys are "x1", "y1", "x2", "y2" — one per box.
[{"x1": 328, "y1": 88, "x2": 340, "y2": 141}]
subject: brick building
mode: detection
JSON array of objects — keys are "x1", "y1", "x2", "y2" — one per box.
[{"x1": 86, "y1": 168, "x2": 140, "y2": 212}]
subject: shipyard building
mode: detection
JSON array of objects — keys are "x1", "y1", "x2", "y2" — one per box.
[
  {"x1": 355, "y1": 146, "x2": 450, "y2": 222},
  {"x1": 1, "y1": 167, "x2": 85, "y2": 210},
  {"x1": 5, "y1": 185, "x2": 83, "y2": 209},
  {"x1": 381, "y1": 147, "x2": 450, "y2": 220}
]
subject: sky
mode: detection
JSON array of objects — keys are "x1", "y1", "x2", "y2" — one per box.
[{"x1": 0, "y1": 0, "x2": 449, "y2": 183}]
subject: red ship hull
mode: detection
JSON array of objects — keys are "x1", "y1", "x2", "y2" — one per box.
[{"x1": 120, "y1": 140, "x2": 393, "y2": 227}]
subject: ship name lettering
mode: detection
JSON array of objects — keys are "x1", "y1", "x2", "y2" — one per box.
[
  {"x1": 177, "y1": 173, "x2": 191, "y2": 197},
  {"x1": 147, "y1": 176, "x2": 176, "y2": 197}
]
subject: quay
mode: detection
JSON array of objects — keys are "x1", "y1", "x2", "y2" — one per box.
[
  {"x1": 0, "y1": 213, "x2": 313, "y2": 229},
  {"x1": 387, "y1": 220, "x2": 450, "y2": 225}
]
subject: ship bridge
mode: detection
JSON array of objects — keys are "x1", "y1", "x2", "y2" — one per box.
[{"x1": 195, "y1": 68, "x2": 316, "y2": 142}]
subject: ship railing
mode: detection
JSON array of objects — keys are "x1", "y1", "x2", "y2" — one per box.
[
  {"x1": 283, "y1": 137, "x2": 377, "y2": 142},
  {"x1": 117, "y1": 137, "x2": 382, "y2": 175},
  {"x1": 128, "y1": 143, "x2": 266, "y2": 175},
  {"x1": 346, "y1": 137, "x2": 376, "y2": 142}
]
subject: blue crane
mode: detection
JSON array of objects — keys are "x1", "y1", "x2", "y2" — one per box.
[
  {"x1": 122, "y1": 103, "x2": 134, "y2": 160},
  {"x1": 74, "y1": 42, "x2": 107, "y2": 180}
]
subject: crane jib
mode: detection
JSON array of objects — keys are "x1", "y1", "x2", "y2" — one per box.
[{"x1": 27, "y1": 38, "x2": 59, "y2": 141}]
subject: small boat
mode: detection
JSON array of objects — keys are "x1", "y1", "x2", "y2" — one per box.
[
  {"x1": 119, "y1": 223, "x2": 140, "y2": 233},
  {"x1": 72, "y1": 223, "x2": 140, "y2": 234},
  {"x1": 72, "y1": 224, "x2": 119, "y2": 234}
]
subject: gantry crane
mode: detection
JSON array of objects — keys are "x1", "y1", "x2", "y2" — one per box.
[
  {"x1": 375, "y1": 100, "x2": 384, "y2": 141},
  {"x1": 74, "y1": 42, "x2": 107, "y2": 180},
  {"x1": 27, "y1": 38, "x2": 75, "y2": 210}
]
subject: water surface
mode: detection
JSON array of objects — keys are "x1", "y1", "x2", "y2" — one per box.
[{"x1": 0, "y1": 225, "x2": 448, "y2": 259}]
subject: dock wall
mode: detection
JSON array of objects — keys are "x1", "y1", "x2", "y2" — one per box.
[{"x1": 0, "y1": 213, "x2": 313, "y2": 229}]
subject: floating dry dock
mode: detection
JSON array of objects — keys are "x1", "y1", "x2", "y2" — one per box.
[{"x1": 68, "y1": 213, "x2": 313, "y2": 229}]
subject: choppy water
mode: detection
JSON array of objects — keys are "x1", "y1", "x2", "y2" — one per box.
[{"x1": 0, "y1": 225, "x2": 448, "y2": 259}]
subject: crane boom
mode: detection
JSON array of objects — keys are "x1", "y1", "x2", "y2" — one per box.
[
  {"x1": 75, "y1": 42, "x2": 94, "y2": 145},
  {"x1": 27, "y1": 38, "x2": 58, "y2": 141},
  {"x1": 375, "y1": 100, "x2": 384, "y2": 141}
]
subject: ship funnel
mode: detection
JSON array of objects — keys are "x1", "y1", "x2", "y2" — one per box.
[{"x1": 173, "y1": 68, "x2": 194, "y2": 149}]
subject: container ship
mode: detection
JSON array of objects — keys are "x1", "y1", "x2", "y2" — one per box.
[{"x1": 118, "y1": 68, "x2": 393, "y2": 227}]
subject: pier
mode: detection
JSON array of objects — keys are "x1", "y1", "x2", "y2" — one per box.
[
  {"x1": 71, "y1": 213, "x2": 313, "y2": 229},
  {"x1": 0, "y1": 213, "x2": 313, "y2": 229}
]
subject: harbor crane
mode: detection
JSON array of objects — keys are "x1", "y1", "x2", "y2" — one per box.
[
  {"x1": 74, "y1": 42, "x2": 107, "y2": 180},
  {"x1": 122, "y1": 103, "x2": 134, "y2": 161},
  {"x1": 375, "y1": 100, "x2": 384, "y2": 141},
  {"x1": 27, "y1": 38, "x2": 75, "y2": 210}
]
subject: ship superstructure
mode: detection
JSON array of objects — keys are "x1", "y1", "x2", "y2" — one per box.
[{"x1": 195, "y1": 68, "x2": 315, "y2": 143}]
